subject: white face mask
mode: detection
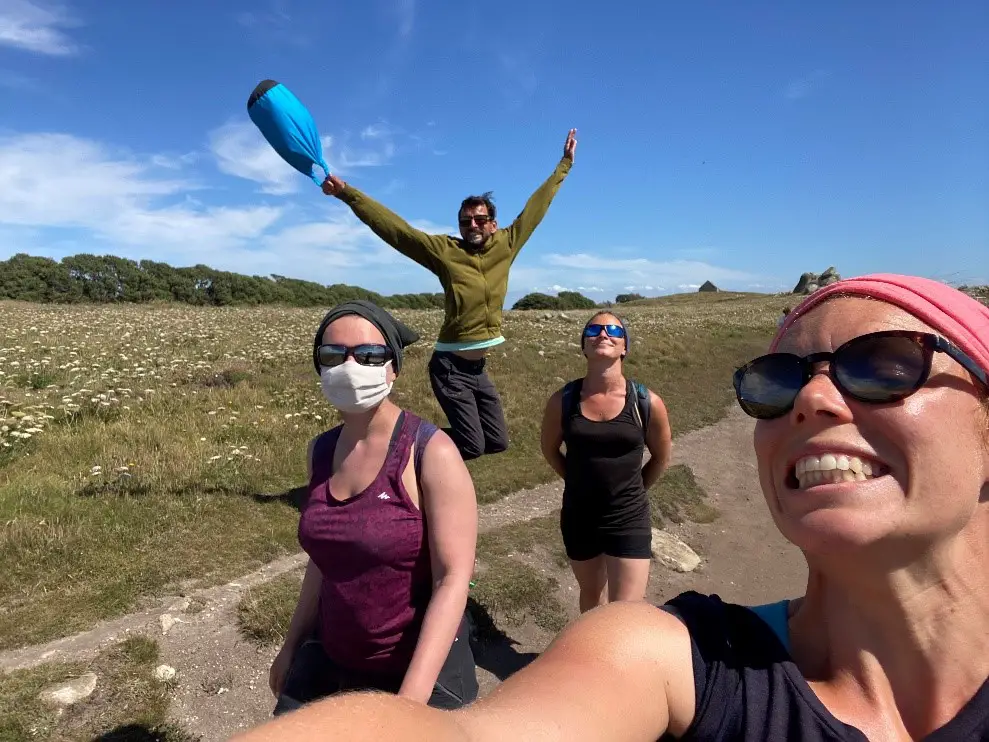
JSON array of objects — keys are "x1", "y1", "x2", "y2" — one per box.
[{"x1": 320, "y1": 362, "x2": 393, "y2": 413}]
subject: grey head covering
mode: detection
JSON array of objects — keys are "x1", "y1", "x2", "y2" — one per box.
[{"x1": 312, "y1": 300, "x2": 420, "y2": 374}]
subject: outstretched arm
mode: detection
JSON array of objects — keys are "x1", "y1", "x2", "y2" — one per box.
[
  {"x1": 323, "y1": 175, "x2": 446, "y2": 273},
  {"x1": 641, "y1": 392, "x2": 673, "y2": 490},
  {"x1": 231, "y1": 600, "x2": 697, "y2": 742},
  {"x1": 398, "y1": 431, "x2": 478, "y2": 702},
  {"x1": 505, "y1": 129, "x2": 576, "y2": 254}
]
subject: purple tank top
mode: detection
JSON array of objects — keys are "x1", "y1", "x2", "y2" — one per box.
[{"x1": 298, "y1": 411, "x2": 436, "y2": 675}]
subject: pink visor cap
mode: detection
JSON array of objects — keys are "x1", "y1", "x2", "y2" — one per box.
[{"x1": 770, "y1": 273, "x2": 989, "y2": 380}]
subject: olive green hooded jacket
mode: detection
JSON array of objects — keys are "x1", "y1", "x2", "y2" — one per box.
[{"x1": 337, "y1": 157, "x2": 572, "y2": 344}]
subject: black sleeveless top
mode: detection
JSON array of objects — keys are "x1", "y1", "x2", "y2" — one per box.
[
  {"x1": 659, "y1": 591, "x2": 989, "y2": 741},
  {"x1": 562, "y1": 378, "x2": 649, "y2": 529}
]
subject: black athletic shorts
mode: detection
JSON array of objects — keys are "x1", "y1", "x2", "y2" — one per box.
[{"x1": 560, "y1": 507, "x2": 653, "y2": 561}]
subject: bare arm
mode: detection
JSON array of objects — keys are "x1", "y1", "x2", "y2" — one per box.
[
  {"x1": 234, "y1": 601, "x2": 697, "y2": 742},
  {"x1": 322, "y1": 175, "x2": 447, "y2": 273},
  {"x1": 540, "y1": 389, "x2": 567, "y2": 479},
  {"x1": 641, "y1": 392, "x2": 673, "y2": 490},
  {"x1": 398, "y1": 431, "x2": 478, "y2": 703},
  {"x1": 269, "y1": 439, "x2": 323, "y2": 696},
  {"x1": 504, "y1": 130, "x2": 576, "y2": 254}
]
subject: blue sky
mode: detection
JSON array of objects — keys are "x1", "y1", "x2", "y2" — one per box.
[{"x1": 1, "y1": 0, "x2": 986, "y2": 306}]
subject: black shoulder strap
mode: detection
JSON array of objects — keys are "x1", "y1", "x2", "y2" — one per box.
[
  {"x1": 634, "y1": 381, "x2": 650, "y2": 431},
  {"x1": 560, "y1": 378, "x2": 582, "y2": 437},
  {"x1": 627, "y1": 380, "x2": 651, "y2": 431}
]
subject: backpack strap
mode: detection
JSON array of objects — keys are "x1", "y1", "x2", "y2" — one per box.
[
  {"x1": 560, "y1": 378, "x2": 582, "y2": 439},
  {"x1": 628, "y1": 380, "x2": 651, "y2": 432},
  {"x1": 634, "y1": 381, "x2": 651, "y2": 431},
  {"x1": 413, "y1": 417, "x2": 439, "y2": 486}
]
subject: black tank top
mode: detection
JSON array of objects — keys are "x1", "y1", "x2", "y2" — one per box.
[
  {"x1": 562, "y1": 378, "x2": 649, "y2": 528},
  {"x1": 659, "y1": 591, "x2": 989, "y2": 741}
]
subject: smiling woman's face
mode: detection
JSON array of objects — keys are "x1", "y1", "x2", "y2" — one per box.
[{"x1": 753, "y1": 296, "x2": 989, "y2": 559}]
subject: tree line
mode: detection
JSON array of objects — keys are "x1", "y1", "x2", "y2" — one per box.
[
  {"x1": 0, "y1": 252, "x2": 659, "y2": 311},
  {"x1": 511, "y1": 291, "x2": 646, "y2": 311},
  {"x1": 0, "y1": 253, "x2": 445, "y2": 310}
]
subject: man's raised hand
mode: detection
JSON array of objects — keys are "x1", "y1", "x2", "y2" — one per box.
[
  {"x1": 321, "y1": 174, "x2": 347, "y2": 197},
  {"x1": 563, "y1": 128, "x2": 577, "y2": 162}
]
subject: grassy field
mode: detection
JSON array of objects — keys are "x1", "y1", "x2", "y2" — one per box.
[
  {"x1": 0, "y1": 636, "x2": 194, "y2": 742},
  {"x1": 0, "y1": 292, "x2": 788, "y2": 652}
]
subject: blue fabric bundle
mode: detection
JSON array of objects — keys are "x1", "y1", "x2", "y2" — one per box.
[{"x1": 247, "y1": 79, "x2": 330, "y2": 186}]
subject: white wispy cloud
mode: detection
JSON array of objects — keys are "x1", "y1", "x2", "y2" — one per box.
[
  {"x1": 0, "y1": 131, "x2": 283, "y2": 253},
  {"x1": 543, "y1": 253, "x2": 759, "y2": 284},
  {"x1": 506, "y1": 252, "x2": 770, "y2": 302},
  {"x1": 208, "y1": 119, "x2": 403, "y2": 194},
  {"x1": 391, "y1": 0, "x2": 415, "y2": 39},
  {"x1": 497, "y1": 50, "x2": 538, "y2": 106},
  {"x1": 235, "y1": 0, "x2": 311, "y2": 48},
  {"x1": 208, "y1": 120, "x2": 326, "y2": 195},
  {"x1": 785, "y1": 69, "x2": 830, "y2": 101},
  {"x1": 0, "y1": 130, "x2": 454, "y2": 291},
  {"x1": 0, "y1": 0, "x2": 79, "y2": 56}
]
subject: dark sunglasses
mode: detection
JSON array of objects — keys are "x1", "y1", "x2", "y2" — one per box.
[
  {"x1": 317, "y1": 343, "x2": 393, "y2": 368},
  {"x1": 583, "y1": 323, "x2": 626, "y2": 339},
  {"x1": 458, "y1": 214, "x2": 492, "y2": 227},
  {"x1": 734, "y1": 330, "x2": 988, "y2": 420}
]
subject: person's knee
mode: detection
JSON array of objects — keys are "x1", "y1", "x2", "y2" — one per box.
[
  {"x1": 456, "y1": 437, "x2": 485, "y2": 461},
  {"x1": 483, "y1": 436, "x2": 508, "y2": 455}
]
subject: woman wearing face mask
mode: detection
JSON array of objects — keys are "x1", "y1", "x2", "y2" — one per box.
[
  {"x1": 268, "y1": 300, "x2": 480, "y2": 715},
  {"x1": 235, "y1": 274, "x2": 989, "y2": 741},
  {"x1": 541, "y1": 311, "x2": 673, "y2": 612}
]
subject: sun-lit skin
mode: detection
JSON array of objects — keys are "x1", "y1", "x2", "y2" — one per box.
[
  {"x1": 753, "y1": 296, "x2": 989, "y2": 562},
  {"x1": 583, "y1": 312, "x2": 626, "y2": 363}
]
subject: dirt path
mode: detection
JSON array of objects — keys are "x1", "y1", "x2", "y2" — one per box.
[{"x1": 1, "y1": 405, "x2": 807, "y2": 741}]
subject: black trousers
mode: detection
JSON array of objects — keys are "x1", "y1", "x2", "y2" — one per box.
[
  {"x1": 274, "y1": 613, "x2": 479, "y2": 715},
  {"x1": 428, "y1": 351, "x2": 509, "y2": 461}
]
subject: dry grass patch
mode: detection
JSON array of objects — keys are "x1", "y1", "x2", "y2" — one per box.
[
  {"x1": 471, "y1": 514, "x2": 569, "y2": 636},
  {"x1": 650, "y1": 464, "x2": 719, "y2": 528},
  {"x1": 236, "y1": 569, "x2": 305, "y2": 646},
  {"x1": 0, "y1": 636, "x2": 196, "y2": 742}
]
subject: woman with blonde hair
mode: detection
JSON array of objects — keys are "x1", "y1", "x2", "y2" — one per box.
[{"x1": 238, "y1": 274, "x2": 989, "y2": 741}]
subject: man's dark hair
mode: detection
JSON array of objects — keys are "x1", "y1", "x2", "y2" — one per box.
[{"x1": 459, "y1": 191, "x2": 496, "y2": 221}]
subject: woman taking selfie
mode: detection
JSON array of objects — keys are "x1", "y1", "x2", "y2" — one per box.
[{"x1": 241, "y1": 275, "x2": 989, "y2": 741}]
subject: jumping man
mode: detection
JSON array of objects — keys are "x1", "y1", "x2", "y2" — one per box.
[{"x1": 321, "y1": 129, "x2": 577, "y2": 460}]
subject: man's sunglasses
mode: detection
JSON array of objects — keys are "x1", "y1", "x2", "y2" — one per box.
[
  {"x1": 316, "y1": 343, "x2": 393, "y2": 368},
  {"x1": 583, "y1": 324, "x2": 626, "y2": 339},
  {"x1": 734, "y1": 330, "x2": 988, "y2": 420},
  {"x1": 458, "y1": 214, "x2": 493, "y2": 227}
]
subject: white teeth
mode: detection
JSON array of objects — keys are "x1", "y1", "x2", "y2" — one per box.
[{"x1": 793, "y1": 453, "x2": 881, "y2": 490}]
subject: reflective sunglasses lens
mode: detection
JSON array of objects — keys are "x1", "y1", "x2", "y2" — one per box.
[
  {"x1": 835, "y1": 335, "x2": 926, "y2": 402},
  {"x1": 583, "y1": 324, "x2": 625, "y2": 338},
  {"x1": 736, "y1": 355, "x2": 805, "y2": 418},
  {"x1": 352, "y1": 345, "x2": 392, "y2": 367},
  {"x1": 318, "y1": 345, "x2": 347, "y2": 367}
]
